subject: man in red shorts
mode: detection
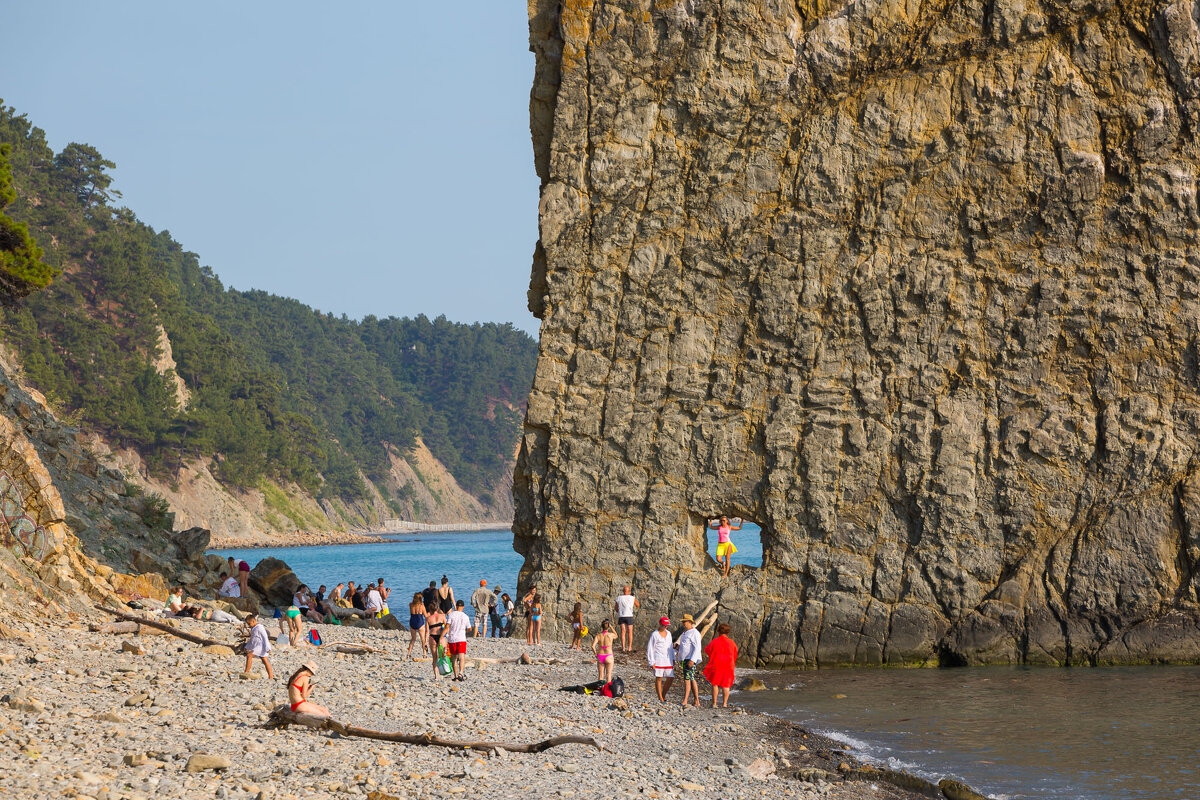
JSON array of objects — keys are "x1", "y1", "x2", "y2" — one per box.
[{"x1": 445, "y1": 600, "x2": 471, "y2": 681}]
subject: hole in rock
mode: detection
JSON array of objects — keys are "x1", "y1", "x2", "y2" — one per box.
[{"x1": 701, "y1": 515, "x2": 763, "y2": 570}]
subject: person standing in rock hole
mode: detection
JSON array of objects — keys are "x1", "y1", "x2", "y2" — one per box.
[
  {"x1": 614, "y1": 586, "x2": 640, "y2": 653},
  {"x1": 708, "y1": 516, "x2": 743, "y2": 576}
]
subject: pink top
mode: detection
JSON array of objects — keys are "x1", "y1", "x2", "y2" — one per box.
[{"x1": 718, "y1": 524, "x2": 731, "y2": 544}]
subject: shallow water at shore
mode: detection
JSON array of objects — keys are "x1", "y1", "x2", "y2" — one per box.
[{"x1": 737, "y1": 664, "x2": 1200, "y2": 799}]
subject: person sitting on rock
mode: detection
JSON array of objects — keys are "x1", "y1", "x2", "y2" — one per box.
[
  {"x1": 217, "y1": 572, "x2": 241, "y2": 598},
  {"x1": 286, "y1": 662, "x2": 328, "y2": 717},
  {"x1": 165, "y1": 585, "x2": 186, "y2": 616}
]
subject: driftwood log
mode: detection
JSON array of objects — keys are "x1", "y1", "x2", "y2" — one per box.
[
  {"x1": 94, "y1": 605, "x2": 237, "y2": 648},
  {"x1": 265, "y1": 705, "x2": 602, "y2": 753}
]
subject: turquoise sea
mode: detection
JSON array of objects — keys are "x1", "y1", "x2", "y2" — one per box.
[{"x1": 211, "y1": 526, "x2": 1197, "y2": 799}]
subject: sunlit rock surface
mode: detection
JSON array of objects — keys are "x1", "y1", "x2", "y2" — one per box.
[{"x1": 515, "y1": 0, "x2": 1200, "y2": 666}]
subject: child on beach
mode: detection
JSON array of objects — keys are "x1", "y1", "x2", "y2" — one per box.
[
  {"x1": 243, "y1": 613, "x2": 274, "y2": 678},
  {"x1": 593, "y1": 619, "x2": 616, "y2": 683},
  {"x1": 569, "y1": 602, "x2": 584, "y2": 650}
]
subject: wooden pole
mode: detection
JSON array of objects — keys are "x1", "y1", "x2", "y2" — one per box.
[
  {"x1": 692, "y1": 599, "x2": 719, "y2": 628},
  {"x1": 94, "y1": 605, "x2": 237, "y2": 649},
  {"x1": 265, "y1": 705, "x2": 602, "y2": 753}
]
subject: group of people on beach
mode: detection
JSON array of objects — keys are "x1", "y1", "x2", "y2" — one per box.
[{"x1": 213, "y1": 518, "x2": 751, "y2": 716}]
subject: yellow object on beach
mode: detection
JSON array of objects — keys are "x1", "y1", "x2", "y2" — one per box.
[
  {"x1": 580, "y1": 626, "x2": 589, "y2": 637},
  {"x1": 716, "y1": 541, "x2": 737, "y2": 558}
]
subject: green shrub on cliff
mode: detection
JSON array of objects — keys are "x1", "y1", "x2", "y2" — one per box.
[
  {"x1": 0, "y1": 141, "x2": 55, "y2": 301},
  {"x1": 0, "y1": 102, "x2": 537, "y2": 503}
]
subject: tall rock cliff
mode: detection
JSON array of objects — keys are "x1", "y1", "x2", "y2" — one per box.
[{"x1": 515, "y1": 0, "x2": 1200, "y2": 666}]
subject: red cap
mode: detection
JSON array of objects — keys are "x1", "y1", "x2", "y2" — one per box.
[{"x1": 659, "y1": 617, "x2": 670, "y2": 626}]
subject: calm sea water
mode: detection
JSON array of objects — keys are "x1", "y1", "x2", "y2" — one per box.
[
  {"x1": 213, "y1": 524, "x2": 763, "y2": 603},
  {"x1": 213, "y1": 529, "x2": 525, "y2": 605},
  {"x1": 737, "y1": 665, "x2": 1200, "y2": 800},
  {"x1": 212, "y1": 527, "x2": 1197, "y2": 799}
]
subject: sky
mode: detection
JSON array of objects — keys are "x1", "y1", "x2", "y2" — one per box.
[{"x1": 4, "y1": 2, "x2": 541, "y2": 334}]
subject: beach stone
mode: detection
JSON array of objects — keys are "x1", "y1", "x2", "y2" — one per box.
[
  {"x1": 123, "y1": 753, "x2": 149, "y2": 767},
  {"x1": 248, "y1": 558, "x2": 300, "y2": 607},
  {"x1": 739, "y1": 679, "x2": 766, "y2": 692},
  {"x1": 940, "y1": 778, "x2": 990, "y2": 800},
  {"x1": 96, "y1": 712, "x2": 126, "y2": 723},
  {"x1": 200, "y1": 645, "x2": 235, "y2": 656},
  {"x1": 120, "y1": 640, "x2": 144, "y2": 655},
  {"x1": 238, "y1": 672, "x2": 261, "y2": 680},
  {"x1": 185, "y1": 754, "x2": 231, "y2": 773},
  {"x1": 0, "y1": 653, "x2": 15, "y2": 665}
]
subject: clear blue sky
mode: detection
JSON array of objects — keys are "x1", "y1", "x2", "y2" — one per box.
[{"x1": 4, "y1": 2, "x2": 541, "y2": 334}]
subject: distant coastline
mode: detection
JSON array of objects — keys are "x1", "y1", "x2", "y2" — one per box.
[{"x1": 210, "y1": 520, "x2": 512, "y2": 550}]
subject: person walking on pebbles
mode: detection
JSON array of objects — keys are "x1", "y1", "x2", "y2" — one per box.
[
  {"x1": 675, "y1": 614, "x2": 703, "y2": 708},
  {"x1": 286, "y1": 662, "x2": 328, "y2": 717},
  {"x1": 708, "y1": 516, "x2": 743, "y2": 576},
  {"x1": 646, "y1": 616, "x2": 675, "y2": 702},
  {"x1": 614, "y1": 585, "x2": 639, "y2": 653},
  {"x1": 445, "y1": 600, "x2": 471, "y2": 681},
  {"x1": 242, "y1": 613, "x2": 274, "y2": 679}
]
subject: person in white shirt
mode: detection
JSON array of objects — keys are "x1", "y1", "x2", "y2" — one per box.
[
  {"x1": 646, "y1": 616, "x2": 675, "y2": 702},
  {"x1": 218, "y1": 573, "x2": 241, "y2": 598},
  {"x1": 445, "y1": 600, "x2": 471, "y2": 681},
  {"x1": 674, "y1": 614, "x2": 704, "y2": 708},
  {"x1": 614, "y1": 586, "x2": 640, "y2": 653},
  {"x1": 242, "y1": 613, "x2": 274, "y2": 679},
  {"x1": 365, "y1": 583, "x2": 384, "y2": 618}
]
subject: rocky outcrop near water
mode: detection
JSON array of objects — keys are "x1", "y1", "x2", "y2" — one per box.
[{"x1": 515, "y1": 0, "x2": 1200, "y2": 666}]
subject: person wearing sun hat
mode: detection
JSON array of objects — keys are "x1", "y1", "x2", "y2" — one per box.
[
  {"x1": 285, "y1": 661, "x2": 328, "y2": 717},
  {"x1": 675, "y1": 614, "x2": 704, "y2": 708},
  {"x1": 646, "y1": 615, "x2": 675, "y2": 702}
]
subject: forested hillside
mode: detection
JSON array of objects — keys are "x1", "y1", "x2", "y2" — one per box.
[{"x1": 0, "y1": 103, "x2": 536, "y2": 517}]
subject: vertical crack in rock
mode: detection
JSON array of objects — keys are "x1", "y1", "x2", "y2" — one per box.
[{"x1": 516, "y1": 0, "x2": 1200, "y2": 666}]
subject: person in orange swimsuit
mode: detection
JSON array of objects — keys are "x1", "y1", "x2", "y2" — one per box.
[{"x1": 286, "y1": 662, "x2": 329, "y2": 717}]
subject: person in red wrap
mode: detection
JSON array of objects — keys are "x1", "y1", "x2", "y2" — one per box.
[{"x1": 703, "y1": 623, "x2": 738, "y2": 708}]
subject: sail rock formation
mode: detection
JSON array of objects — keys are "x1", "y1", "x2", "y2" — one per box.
[{"x1": 514, "y1": 0, "x2": 1200, "y2": 666}]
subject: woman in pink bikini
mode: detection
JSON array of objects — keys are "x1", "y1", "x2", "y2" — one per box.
[
  {"x1": 708, "y1": 516, "x2": 743, "y2": 576},
  {"x1": 592, "y1": 619, "x2": 616, "y2": 682},
  {"x1": 286, "y1": 662, "x2": 329, "y2": 717}
]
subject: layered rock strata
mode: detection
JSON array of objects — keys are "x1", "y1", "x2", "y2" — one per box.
[{"x1": 515, "y1": 0, "x2": 1200, "y2": 665}]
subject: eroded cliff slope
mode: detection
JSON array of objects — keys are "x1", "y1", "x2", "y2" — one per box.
[{"x1": 515, "y1": 0, "x2": 1200, "y2": 665}]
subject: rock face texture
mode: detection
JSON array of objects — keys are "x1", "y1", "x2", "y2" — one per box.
[{"x1": 515, "y1": 0, "x2": 1200, "y2": 666}]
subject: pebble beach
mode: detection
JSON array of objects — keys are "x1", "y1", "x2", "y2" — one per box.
[{"x1": 0, "y1": 615, "x2": 938, "y2": 800}]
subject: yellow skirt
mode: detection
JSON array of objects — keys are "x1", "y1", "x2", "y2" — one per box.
[{"x1": 716, "y1": 541, "x2": 737, "y2": 558}]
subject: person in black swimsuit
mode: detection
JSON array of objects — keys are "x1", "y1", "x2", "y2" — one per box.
[
  {"x1": 437, "y1": 575, "x2": 455, "y2": 614},
  {"x1": 425, "y1": 603, "x2": 447, "y2": 679}
]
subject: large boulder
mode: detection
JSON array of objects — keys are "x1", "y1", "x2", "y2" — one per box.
[
  {"x1": 248, "y1": 558, "x2": 299, "y2": 608},
  {"x1": 173, "y1": 527, "x2": 211, "y2": 564}
]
